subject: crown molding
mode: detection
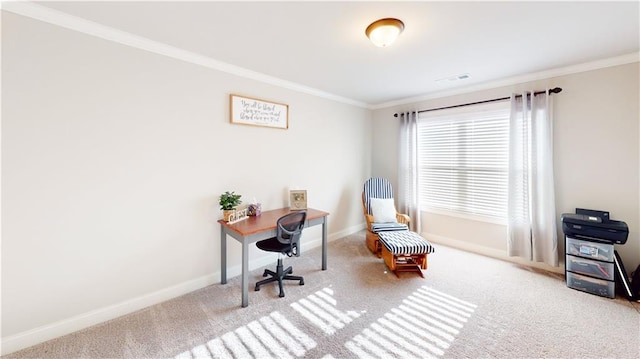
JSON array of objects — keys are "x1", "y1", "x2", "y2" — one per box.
[
  {"x1": 4, "y1": 2, "x2": 638, "y2": 111},
  {"x1": 371, "y1": 52, "x2": 640, "y2": 110},
  {"x1": 2, "y1": 1, "x2": 369, "y2": 109}
]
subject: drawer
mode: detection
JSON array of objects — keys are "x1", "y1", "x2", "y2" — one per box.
[
  {"x1": 566, "y1": 254, "x2": 614, "y2": 280},
  {"x1": 566, "y1": 272, "x2": 615, "y2": 298},
  {"x1": 566, "y1": 236, "x2": 613, "y2": 262}
]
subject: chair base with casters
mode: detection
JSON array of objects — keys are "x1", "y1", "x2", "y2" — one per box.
[{"x1": 255, "y1": 255, "x2": 304, "y2": 298}]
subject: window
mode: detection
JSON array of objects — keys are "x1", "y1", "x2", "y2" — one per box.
[{"x1": 417, "y1": 101, "x2": 509, "y2": 221}]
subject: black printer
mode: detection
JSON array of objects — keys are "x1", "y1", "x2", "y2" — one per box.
[{"x1": 561, "y1": 208, "x2": 629, "y2": 244}]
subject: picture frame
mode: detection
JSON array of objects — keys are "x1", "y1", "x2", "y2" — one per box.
[
  {"x1": 230, "y1": 94, "x2": 288, "y2": 129},
  {"x1": 289, "y1": 190, "x2": 307, "y2": 211}
]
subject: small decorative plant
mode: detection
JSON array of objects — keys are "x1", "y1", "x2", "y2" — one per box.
[{"x1": 219, "y1": 191, "x2": 242, "y2": 211}]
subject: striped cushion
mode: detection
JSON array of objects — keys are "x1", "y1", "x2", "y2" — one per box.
[
  {"x1": 363, "y1": 177, "x2": 394, "y2": 214},
  {"x1": 378, "y1": 231, "x2": 435, "y2": 255},
  {"x1": 371, "y1": 222, "x2": 408, "y2": 233}
]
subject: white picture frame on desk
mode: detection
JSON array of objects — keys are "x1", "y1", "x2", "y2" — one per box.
[{"x1": 289, "y1": 190, "x2": 307, "y2": 211}]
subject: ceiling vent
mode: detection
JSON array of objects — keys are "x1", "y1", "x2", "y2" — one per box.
[{"x1": 436, "y1": 73, "x2": 471, "y2": 83}]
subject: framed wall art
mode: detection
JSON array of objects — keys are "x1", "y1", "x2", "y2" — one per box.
[{"x1": 230, "y1": 94, "x2": 288, "y2": 129}]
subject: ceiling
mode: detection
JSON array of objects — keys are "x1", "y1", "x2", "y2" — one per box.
[{"x1": 28, "y1": 1, "x2": 640, "y2": 107}]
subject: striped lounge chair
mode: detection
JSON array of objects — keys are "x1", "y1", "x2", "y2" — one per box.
[{"x1": 361, "y1": 177, "x2": 410, "y2": 257}]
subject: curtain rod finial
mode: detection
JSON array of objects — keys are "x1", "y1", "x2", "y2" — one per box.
[{"x1": 550, "y1": 87, "x2": 562, "y2": 94}]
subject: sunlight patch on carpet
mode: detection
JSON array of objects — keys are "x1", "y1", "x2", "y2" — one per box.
[
  {"x1": 174, "y1": 311, "x2": 316, "y2": 359},
  {"x1": 291, "y1": 287, "x2": 363, "y2": 335},
  {"x1": 344, "y1": 286, "x2": 477, "y2": 358},
  {"x1": 174, "y1": 287, "x2": 360, "y2": 358}
]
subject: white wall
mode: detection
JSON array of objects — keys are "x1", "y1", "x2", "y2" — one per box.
[
  {"x1": 1, "y1": 12, "x2": 371, "y2": 353},
  {"x1": 372, "y1": 62, "x2": 640, "y2": 275}
]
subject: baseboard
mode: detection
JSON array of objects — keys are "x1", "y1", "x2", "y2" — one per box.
[
  {"x1": 0, "y1": 223, "x2": 366, "y2": 355},
  {"x1": 0, "y1": 273, "x2": 216, "y2": 355},
  {"x1": 423, "y1": 232, "x2": 564, "y2": 275}
]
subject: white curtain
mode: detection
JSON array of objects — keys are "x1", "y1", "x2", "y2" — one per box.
[
  {"x1": 398, "y1": 111, "x2": 421, "y2": 234},
  {"x1": 507, "y1": 91, "x2": 558, "y2": 266}
]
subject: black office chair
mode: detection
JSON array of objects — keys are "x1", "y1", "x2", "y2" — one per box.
[{"x1": 255, "y1": 211, "x2": 307, "y2": 298}]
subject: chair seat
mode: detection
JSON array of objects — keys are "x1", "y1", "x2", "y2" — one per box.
[
  {"x1": 378, "y1": 231, "x2": 435, "y2": 255},
  {"x1": 256, "y1": 237, "x2": 290, "y2": 253},
  {"x1": 371, "y1": 222, "x2": 409, "y2": 233}
]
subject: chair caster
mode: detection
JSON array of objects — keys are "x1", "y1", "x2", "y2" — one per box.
[
  {"x1": 299, "y1": 280, "x2": 304, "y2": 285},
  {"x1": 279, "y1": 292, "x2": 285, "y2": 298},
  {"x1": 262, "y1": 271, "x2": 268, "y2": 277},
  {"x1": 255, "y1": 286, "x2": 260, "y2": 291}
]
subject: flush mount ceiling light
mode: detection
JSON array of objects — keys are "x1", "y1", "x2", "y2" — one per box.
[{"x1": 365, "y1": 18, "x2": 405, "y2": 47}]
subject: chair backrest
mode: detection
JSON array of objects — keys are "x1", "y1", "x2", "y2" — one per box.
[
  {"x1": 363, "y1": 177, "x2": 395, "y2": 215},
  {"x1": 277, "y1": 211, "x2": 307, "y2": 256}
]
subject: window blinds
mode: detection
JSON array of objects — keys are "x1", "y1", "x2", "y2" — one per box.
[{"x1": 417, "y1": 102, "x2": 509, "y2": 220}]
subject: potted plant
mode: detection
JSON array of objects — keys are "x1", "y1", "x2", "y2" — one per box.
[{"x1": 219, "y1": 191, "x2": 242, "y2": 222}]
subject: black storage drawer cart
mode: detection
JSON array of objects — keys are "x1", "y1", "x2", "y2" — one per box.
[
  {"x1": 565, "y1": 237, "x2": 615, "y2": 297},
  {"x1": 561, "y1": 209, "x2": 629, "y2": 299}
]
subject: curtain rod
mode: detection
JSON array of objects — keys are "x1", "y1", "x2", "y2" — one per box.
[{"x1": 393, "y1": 87, "x2": 562, "y2": 117}]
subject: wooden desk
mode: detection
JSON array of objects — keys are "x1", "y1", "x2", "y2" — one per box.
[{"x1": 219, "y1": 207, "x2": 329, "y2": 307}]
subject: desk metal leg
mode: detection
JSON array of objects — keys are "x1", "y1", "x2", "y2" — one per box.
[
  {"x1": 241, "y1": 239, "x2": 249, "y2": 307},
  {"x1": 322, "y1": 217, "x2": 328, "y2": 270},
  {"x1": 221, "y1": 227, "x2": 227, "y2": 284}
]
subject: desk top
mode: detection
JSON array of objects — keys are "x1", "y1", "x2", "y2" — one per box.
[{"x1": 218, "y1": 207, "x2": 329, "y2": 236}]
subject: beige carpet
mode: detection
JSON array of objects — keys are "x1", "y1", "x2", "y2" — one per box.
[{"x1": 5, "y1": 231, "x2": 640, "y2": 358}]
